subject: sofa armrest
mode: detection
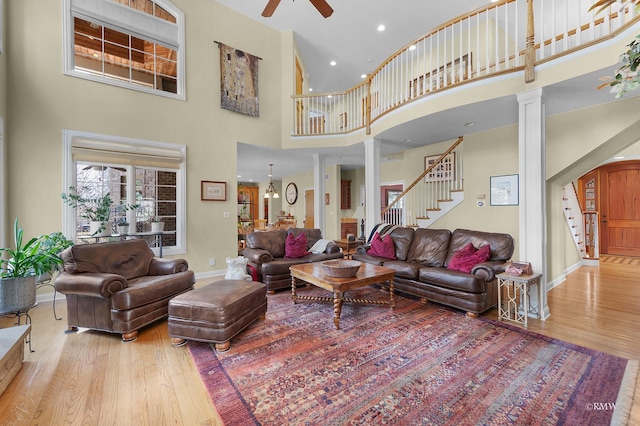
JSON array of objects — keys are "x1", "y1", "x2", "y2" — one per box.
[
  {"x1": 243, "y1": 247, "x2": 273, "y2": 265},
  {"x1": 355, "y1": 244, "x2": 370, "y2": 255},
  {"x1": 471, "y1": 260, "x2": 510, "y2": 282},
  {"x1": 325, "y1": 241, "x2": 341, "y2": 254},
  {"x1": 148, "y1": 258, "x2": 189, "y2": 275},
  {"x1": 54, "y1": 272, "x2": 128, "y2": 298}
]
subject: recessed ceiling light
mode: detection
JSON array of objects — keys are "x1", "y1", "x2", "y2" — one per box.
[
  {"x1": 361, "y1": 74, "x2": 367, "y2": 79},
  {"x1": 377, "y1": 24, "x2": 385, "y2": 32},
  {"x1": 614, "y1": 156, "x2": 625, "y2": 160},
  {"x1": 309, "y1": 88, "x2": 313, "y2": 92},
  {"x1": 237, "y1": 175, "x2": 242, "y2": 178},
  {"x1": 330, "y1": 60, "x2": 337, "y2": 66},
  {"x1": 409, "y1": 45, "x2": 417, "y2": 51},
  {"x1": 464, "y1": 122, "x2": 476, "y2": 127}
]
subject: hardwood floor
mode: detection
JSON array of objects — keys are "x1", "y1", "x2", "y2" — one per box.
[{"x1": 0, "y1": 259, "x2": 639, "y2": 425}]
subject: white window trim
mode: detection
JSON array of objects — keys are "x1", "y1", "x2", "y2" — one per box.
[
  {"x1": 62, "y1": 129, "x2": 187, "y2": 256},
  {"x1": 62, "y1": 0, "x2": 186, "y2": 100}
]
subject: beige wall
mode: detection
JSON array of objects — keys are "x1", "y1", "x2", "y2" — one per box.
[
  {"x1": 4, "y1": 0, "x2": 640, "y2": 295},
  {"x1": 0, "y1": 0, "x2": 6, "y2": 248},
  {"x1": 5, "y1": 0, "x2": 285, "y2": 277}
]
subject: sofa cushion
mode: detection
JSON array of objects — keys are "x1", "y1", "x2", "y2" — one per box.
[
  {"x1": 387, "y1": 227, "x2": 415, "y2": 261},
  {"x1": 419, "y1": 267, "x2": 486, "y2": 293},
  {"x1": 288, "y1": 228, "x2": 322, "y2": 249},
  {"x1": 61, "y1": 239, "x2": 154, "y2": 280},
  {"x1": 382, "y1": 260, "x2": 421, "y2": 280},
  {"x1": 111, "y1": 270, "x2": 195, "y2": 310},
  {"x1": 447, "y1": 243, "x2": 491, "y2": 273},
  {"x1": 445, "y1": 229, "x2": 514, "y2": 266},
  {"x1": 262, "y1": 258, "x2": 309, "y2": 276},
  {"x1": 285, "y1": 232, "x2": 309, "y2": 258},
  {"x1": 368, "y1": 232, "x2": 396, "y2": 259},
  {"x1": 246, "y1": 229, "x2": 288, "y2": 258},
  {"x1": 406, "y1": 228, "x2": 452, "y2": 267}
]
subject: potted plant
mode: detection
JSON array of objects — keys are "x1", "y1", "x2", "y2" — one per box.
[
  {"x1": 117, "y1": 220, "x2": 130, "y2": 235},
  {"x1": 62, "y1": 186, "x2": 139, "y2": 236},
  {"x1": 150, "y1": 216, "x2": 164, "y2": 233},
  {"x1": 0, "y1": 219, "x2": 71, "y2": 314}
]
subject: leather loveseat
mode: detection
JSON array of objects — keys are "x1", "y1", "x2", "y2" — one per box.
[
  {"x1": 352, "y1": 228, "x2": 514, "y2": 316},
  {"x1": 243, "y1": 228, "x2": 343, "y2": 293},
  {"x1": 54, "y1": 239, "x2": 195, "y2": 341}
]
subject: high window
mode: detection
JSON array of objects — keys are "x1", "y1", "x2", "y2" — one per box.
[
  {"x1": 63, "y1": 130, "x2": 186, "y2": 255},
  {"x1": 63, "y1": 0, "x2": 185, "y2": 99}
]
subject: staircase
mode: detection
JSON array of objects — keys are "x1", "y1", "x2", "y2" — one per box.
[
  {"x1": 382, "y1": 137, "x2": 464, "y2": 228},
  {"x1": 562, "y1": 183, "x2": 599, "y2": 266}
]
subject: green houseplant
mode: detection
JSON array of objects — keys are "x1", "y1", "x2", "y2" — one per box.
[
  {"x1": 591, "y1": 0, "x2": 640, "y2": 97},
  {"x1": 0, "y1": 219, "x2": 72, "y2": 314},
  {"x1": 62, "y1": 186, "x2": 139, "y2": 236}
]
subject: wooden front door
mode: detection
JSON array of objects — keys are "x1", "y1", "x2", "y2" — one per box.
[
  {"x1": 304, "y1": 189, "x2": 314, "y2": 228},
  {"x1": 600, "y1": 161, "x2": 640, "y2": 256}
]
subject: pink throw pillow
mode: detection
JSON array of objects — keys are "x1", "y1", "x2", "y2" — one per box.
[
  {"x1": 367, "y1": 232, "x2": 396, "y2": 259},
  {"x1": 447, "y1": 244, "x2": 491, "y2": 273},
  {"x1": 285, "y1": 232, "x2": 309, "y2": 258}
]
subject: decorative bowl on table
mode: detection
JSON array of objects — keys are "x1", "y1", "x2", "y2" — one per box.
[{"x1": 321, "y1": 259, "x2": 362, "y2": 278}]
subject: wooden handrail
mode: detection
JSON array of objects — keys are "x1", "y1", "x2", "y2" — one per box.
[{"x1": 381, "y1": 136, "x2": 463, "y2": 217}]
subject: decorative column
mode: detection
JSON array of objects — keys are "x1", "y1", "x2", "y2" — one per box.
[
  {"x1": 313, "y1": 153, "x2": 326, "y2": 236},
  {"x1": 363, "y1": 139, "x2": 381, "y2": 239},
  {"x1": 517, "y1": 87, "x2": 549, "y2": 320}
]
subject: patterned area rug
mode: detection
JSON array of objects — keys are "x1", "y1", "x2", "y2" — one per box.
[{"x1": 188, "y1": 286, "x2": 638, "y2": 425}]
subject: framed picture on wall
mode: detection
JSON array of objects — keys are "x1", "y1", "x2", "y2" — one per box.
[
  {"x1": 201, "y1": 181, "x2": 226, "y2": 201},
  {"x1": 490, "y1": 174, "x2": 519, "y2": 206},
  {"x1": 424, "y1": 153, "x2": 455, "y2": 182}
]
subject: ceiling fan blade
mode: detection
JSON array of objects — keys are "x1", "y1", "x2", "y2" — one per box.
[
  {"x1": 262, "y1": 0, "x2": 281, "y2": 17},
  {"x1": 309, "y1": 0, "x2": 333, "y2": 18}
]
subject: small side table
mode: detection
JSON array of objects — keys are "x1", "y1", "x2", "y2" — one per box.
[
  {"x1": 496, "y1": 272, "x2": 542, "y2": 329},
  {"x1": 333, "y1": 239, "x2": 364, "y2": 259}
]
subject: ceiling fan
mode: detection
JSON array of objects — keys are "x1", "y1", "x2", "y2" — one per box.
[{"x1": 262, "y1": 0, "x2": 334, "y2": 18}]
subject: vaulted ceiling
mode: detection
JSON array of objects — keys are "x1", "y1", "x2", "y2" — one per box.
[{"x1": 215, "y1": 1, "x2": 625, "y2": 183}]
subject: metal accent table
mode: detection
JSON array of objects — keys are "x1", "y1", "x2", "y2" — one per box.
[{"x1": 496, "y1": 272, "x2": 542, "y2": 329}]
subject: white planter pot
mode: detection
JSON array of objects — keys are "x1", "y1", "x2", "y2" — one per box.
[
  {"x1": 89, "y1": 221, "x2": 111, "y2": 237},
  {"x1": 117, "y1": 225, "x2": 129, "y2": 235},
  {"x1": 0, "y1": 276, "x2": 37, "y2": 314},
  {"x1": 151, "y1": 222, "x2": 165, "y2": 233}
]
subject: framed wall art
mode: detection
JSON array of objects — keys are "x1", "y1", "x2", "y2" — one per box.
[
  {"x1": 424, "y1": 153, "x2": 455, "y2": 182},
  {"x1": 490, "y1": 174, "x2": 519, "y2": 206},
  {"x1": 201, "y1": 181, "x2": 226, "y2": 201}
]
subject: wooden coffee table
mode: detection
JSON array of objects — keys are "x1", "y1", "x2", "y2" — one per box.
[{"x1": 289, "y1": 262, "x2": 395, "y2": 329}]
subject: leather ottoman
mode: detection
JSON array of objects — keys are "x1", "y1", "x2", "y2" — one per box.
[{"x1": 168, "y1": 280, "x2": 267, "y2": 352}]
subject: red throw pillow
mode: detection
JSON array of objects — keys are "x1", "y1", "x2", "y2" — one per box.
[
  {"x1": 367, "y1": 232, "x2": 396, "y2": 259},
  {"x1": 285, "y1": 232, "x2": 309, "y2": 258},
  {"x1": 447, "y1": 243, "x2": 491, "y2": 273}
]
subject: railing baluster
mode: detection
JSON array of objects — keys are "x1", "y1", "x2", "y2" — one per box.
[{"x1": 292, "y1": 0, "x2": 638, "y2": 135}]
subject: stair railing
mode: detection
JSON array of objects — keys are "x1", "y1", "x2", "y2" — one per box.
[
  {"x1": 292, "y1": 0, "x2": 639, "y2": 137},
  {"x1": 381, "y1": 136, "x2": 464, "y2": 227}
]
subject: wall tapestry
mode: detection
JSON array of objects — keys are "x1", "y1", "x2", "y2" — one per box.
[{"x1": 218, "y1": 42, "x2": 259, "y2": 117}]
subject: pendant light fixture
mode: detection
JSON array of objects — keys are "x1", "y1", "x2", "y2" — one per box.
[{"x1": 264, "y1": 164, "x2": 280, "y2": 199}]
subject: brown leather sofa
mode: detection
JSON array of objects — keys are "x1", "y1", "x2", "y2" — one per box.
[
  {"x1": 352, "y1": 228, "x2": 514, "y2": 316},
  {"x1": 54, "y1": 239, "x2": 195, "y2": 341},
  {"x1": 243, "y1": 228, "x2": 343, "y2": 293}
]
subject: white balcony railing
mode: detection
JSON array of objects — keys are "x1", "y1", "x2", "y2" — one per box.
[{"x1": 292, "y1": 0, "x2": 639, "y2": 137}]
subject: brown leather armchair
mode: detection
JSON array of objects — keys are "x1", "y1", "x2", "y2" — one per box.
[{"x1": 54, "y1": 239, "x2": 195, "y2": 341}]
